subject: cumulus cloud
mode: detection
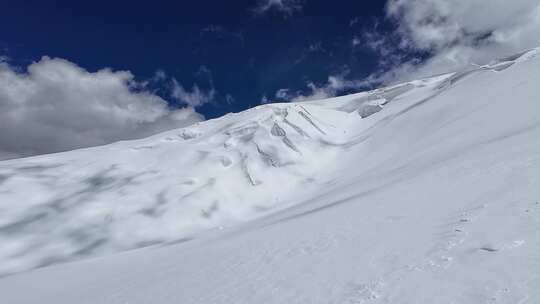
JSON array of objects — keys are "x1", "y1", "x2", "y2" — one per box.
[
  {"x1": 367, "y1": 0, "x2": 540, "y2": 83},
  {"x1": 225, "y1": 94, "x2": 235, "y2": 105},
  {"x1": 273, "y1": 88, "x2": 288, "y2": 100},
  {"x1": 387, "y1": 0, "x2": 540, "y2": 52},
  {"x1": 274, "y1": 74, "x2": 372, "y2": 102},
  {"x1": 0, "y1": 57, "x2": 203, "y2": 160},
  {"x1": 169, "y1": 65, "x2": 218, "y2": 108},
  {"x1": 152, "y1": 69, "x2": 167, "y2": 82},
  {"x1": 260, "y1": 95, "x2": 270, "y2": 104},
  {"x1": 252, "y1": 0, "x2": 303, "y2": 17},
  {"x1": 290, "y1": 82, "x2": 333, "y2": 102},
  {"x1": 171, "y1": 80, "x2": 216, "y2": 108}
]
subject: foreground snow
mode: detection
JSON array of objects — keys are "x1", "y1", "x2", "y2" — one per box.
[{"x1": 1, "y1": 49, "x2": 540, "y2": 303}]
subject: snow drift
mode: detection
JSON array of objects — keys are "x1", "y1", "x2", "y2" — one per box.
[{"x1": 1, "y1": 48, "x2": 540, "y2": 303}]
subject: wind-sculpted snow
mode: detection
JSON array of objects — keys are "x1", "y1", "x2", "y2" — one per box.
[
  {"x1": 2, "y1": 48, "x2": 540, "y2": 303},
  {"x1": 0, "y1": 96, "x2": 378, "y2": 275}
]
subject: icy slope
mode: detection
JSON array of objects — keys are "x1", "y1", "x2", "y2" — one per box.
[
  {"x1": 1, "y1": 48, "x2": 540, "y2": 303},
  {"x1": 0, "y1": 75, "x2": 441, "y2": 275},
  {"x1": 0, "y1": 95, "x2": 353, "y2": 274}
]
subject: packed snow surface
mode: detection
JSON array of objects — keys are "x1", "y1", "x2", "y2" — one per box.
[{"x1": 1, "y1": 48, "x2": 540, "y2": 303}]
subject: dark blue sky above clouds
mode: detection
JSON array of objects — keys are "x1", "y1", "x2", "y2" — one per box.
[
  {"x1": 2, "y1": 0, "x2": 539, "y2": 159},
  {"x1": 0, "y1": 0, "x2": 387, "y2": 118}
]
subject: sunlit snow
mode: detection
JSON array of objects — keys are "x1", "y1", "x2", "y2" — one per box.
[{"x1": 1, "y1": 48, "x2": 540, "y2": 303}]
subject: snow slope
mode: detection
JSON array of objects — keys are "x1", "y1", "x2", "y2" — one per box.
[{"x1": 1, "y1": 48, "x2": 540, "y2": 303}]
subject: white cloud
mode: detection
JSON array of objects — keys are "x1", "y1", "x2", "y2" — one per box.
[
  {"x1": 170, "y1": 79, "x2": 216, "y2": 108},
  {"x1": 196, "y1": 65, "x2": 212, "y2": 78},
  {"x1": 152, "y1": 69, "x2": 167, "y2": 82},
  {"x1": 0, "y1": 57, "x2": 203, "y2": 160},
  {"x1": 225, "y1": 94, "x2": 235, "y2": 104},
  {"x1": 275, "y1": 74, "x2": 372, "y2": 102},
  {"x1": 292, "y1": 75, "x2": 367, "y2": 102},
  {"x1": 275, "y1": 88, "x2": 291, "y2": 100},
  {"x1": 290, "y1": 82, "x2": 333, "y2": 102},
  {"x1": 169, "y1": 65, "x2": 219, "y2": 108},
  {"x1": 350, "y1": 17, "x2": 360, "y2": 27},
  {"x1": 387, "y1": 0, "x2": 540, "y2": 52},
  {"x1": 252, "y1": 0, "x2": 303, "y2": 17},
  {"x1": 260, "y1": 95, "x2": 270, "y2": 104},
  {"x1": 368, "y1": 0, "x2": 540, "y2": 83}
]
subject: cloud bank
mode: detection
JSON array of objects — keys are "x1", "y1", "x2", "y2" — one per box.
[
  {"x1": 271, "y1": 74, "x2": 371, "y2": 103},
  {"x1": 267, "y1": 1, "x2": 540, "y2": 104},
  {"x1": 0, "y1": 57, "x2": 203, "y2": 160},
  {"x1": 370, "y1": 0, "x2": 540, "y2": 82},
  {"x1": 170, "y1": 65, "x2": 218, "y2": 108},
  {"x1": 171, "y1": 80, "x2": 216, "y2": 107}
]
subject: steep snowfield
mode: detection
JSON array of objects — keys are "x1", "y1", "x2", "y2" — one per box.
[{"x1": 1, "y1": 48, "x2": 540, "y2": 303}]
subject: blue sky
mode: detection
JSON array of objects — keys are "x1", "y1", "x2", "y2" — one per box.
[
  {"x1": 0, "y1": 0, "x2": 386, "y2": 118},
  {"x1": 2, "y1": 0, "x2": 539, "y2": 159}
]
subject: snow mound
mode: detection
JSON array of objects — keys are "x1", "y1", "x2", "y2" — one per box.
[
  {"x1": 1, "y1": 88, "x2": 422, "y2": 275},
  {"x1": 2, "y1": 47, "x2": 540, "y2": 303}
]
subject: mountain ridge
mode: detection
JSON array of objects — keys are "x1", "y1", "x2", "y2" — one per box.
[{"x1": 1, "y1": 47, "x2": 540, "y2": 303}]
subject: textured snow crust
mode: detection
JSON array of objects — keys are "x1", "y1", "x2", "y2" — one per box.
[{"x1": 1, "y1": 48, "x2": 540, "y2": 303}]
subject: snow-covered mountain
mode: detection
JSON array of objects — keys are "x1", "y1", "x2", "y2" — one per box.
[{"x1": 1, "y1": 48, "x2": 540, "y2": 303}]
